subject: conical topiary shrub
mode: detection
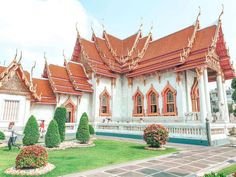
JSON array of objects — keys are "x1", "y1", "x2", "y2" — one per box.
[
  {"x1": 45, "y1": 119, "x2": 61, "y2": 148},
  {"x1": 23, "y1": 115, "x2": 40, "y2": 146},
  {"x1": 54, "y1": 107, "x2": 67, "y2": 142},
  {"x1": 76, "y1": 113, "x2": 90, "y2": 144},
  {"x1": 89, "y1": 124, "x2": 95, "y2": 135}
]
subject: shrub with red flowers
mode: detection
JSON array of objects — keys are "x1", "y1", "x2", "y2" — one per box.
[
  {"x1": 15, "y1": 145, "x2": 48, "y2": 169},
  {"x1": 143, "y1": 124, "x2": 169, "y2": 148}
]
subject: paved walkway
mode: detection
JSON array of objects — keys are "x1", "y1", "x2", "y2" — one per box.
[{"x1": 62, "y1": 137, "x2": 236, "y2": 177}]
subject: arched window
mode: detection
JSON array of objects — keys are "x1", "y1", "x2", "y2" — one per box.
[
  {"x1": 62, "y1": 98, "x2": 76, "y2": 123},
  {"x1": 146, "y1": 85, "x2": 160, "y2": 116},
  {"x1": 133, "y1": 88, "x2": 144, "y2": 116},
  {"x1": 191, "y1": 78, "x2": 200, "y2": 112},
  {"x1": 99, "y1": 88, "x2": 111, "y2": 116},
  {"x1": 162, "y1": 82, "x2": 177, "y2": 116}
]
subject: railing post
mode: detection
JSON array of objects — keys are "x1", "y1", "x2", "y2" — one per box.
[{"x1": 206, "y1": 118, "x2": 212, "y2": 146}]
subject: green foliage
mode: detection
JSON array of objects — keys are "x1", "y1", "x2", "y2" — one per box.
[
  {"x1": 16, "y1": 145, "x2": 48, "y2": 169},
  {"x1": 54, "y1": 107, "x2": 67, "y2": 142},
  {"x1": 45, "y1": 119, "x2": 61, "y2": 148},
  {"x1": 143, "y1": 124, "x2": 169, "y2": 148},
  {"x1": 228, "y1": 103, "x2": 234, "y2": 114},
  {"x1": 23, "y1": 115, "x2": 40, "y2": 146},
  {"x1": 213, "y1": 108, "x2": 219, "y2": 113},
  {"x1": 232, "y1": 91, "x2": 236, "y2": 103},
  {"x1": 231, "y1": 78, "x2": 236, "y2": 89},
  {"x1": 76, "y1": 113, "x2": 90, "y2": 144},
  {"x1": 204, "y1": 172, "x2": 226, "y2": 177},
  {"x1": 234, "y1": 109, "x2": 236, "y2": 117},
  {"x1": 0, "y1": 131, "x2": 5, "y2": 140},
  {"x1": 89, "y1": 124, "x2": 95, "y2": 135}
]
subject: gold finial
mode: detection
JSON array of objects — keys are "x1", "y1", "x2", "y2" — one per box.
[
  {"x1": 44, "y1": 52, "x2": 48, "y2": 65},
  {"x1": 63, "y1": 50, "x2": 67, "y2": 64},
  {"x1": 13, "y1": 49, "x2": 18, "y2": 62},
  {"x1": 18, "y1": 50, "x2": 22, "y2": 63},
  {"x1": 75, "y1": 22, "x2": 80, "y2": 37},
  {"x1": 31, "y1": 61, "x2": 36, "y2": 81},
  {"x1": 101, "y1": 18, "x2": 105, "y2": 32},
  {"x1": 149, "y1": 21, "x2": 153, "y2": 34},
  {"x1": 197, "y1": 6, "x2": 201, "y2": 22},
  {"x1": 218, "y1": 4, "x2": 224, "y2": 21},
  {"x1": 91, "y1": 22, "x2": 95, "y2": 34},
  {"x1": 139, "y1": 17, "x2": 143, "y2": 31}
]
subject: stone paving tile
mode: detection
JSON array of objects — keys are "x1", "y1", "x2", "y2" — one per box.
[
  {"x1": 207, "y1": 156, "x2": 228, "y2": 162},
  {"x1": 118, "y1": 171, "x2": 146, "y2": 177},
  {"x1": 121, "y1": 165, "x2": 142, "y2": 170},
  {"x1": 105, "y1": 168, "x2": 127, "y2": 174},
  {"x1": 178, "y1": 165, "x2": 201, "y2": 173},
  {"x1": 172, "y1": 159, "x2": 192, "y2": 164},
  {"x1": 136, "y1": 162, "x2": 156, "y2": 167},
  {"x1": 86, "y1": 172, "x2": 112, "y2": 177},
  {"x1": 196, "y1": 159, "x2": 219, "y2": 165},
  {"x1": 147, "y1": 159, "x2": 163, "y2": 164},
  {"x1": 160, "y1": 157, "x2": 177, "y2": 161},
  {"x1": 161, "y1": 161, "x2": 181, "y2": 167},
  {"x1": 166, "y1": 168, "x2": 190, "y2": 176},
  {"x1": 188, "y1": 162, "x2": 209, "y2": 169},
  {"x1": 152, "y1": 172, "x2": 177, "y2": 177},
  {"x1": 136, "y1": 168, "x2": 160, "y2": 175},
  {"x1": 150, "y1": 164, "x2": 172, "y2": 171},
  {"x1": 182, "y1": 156, "x2": 200, "y2": 161}
]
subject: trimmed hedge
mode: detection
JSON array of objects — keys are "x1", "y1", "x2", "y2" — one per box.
[
  {"x1": 0, "y1": 131, "x2": 5, "y2": 140},
  {"x1": 16, "y1": 145, "x2": 48, "y2": 169},
  {"x1": 89, "y1": 124, "x2": 95, "y2": 135},
  {"x1": 23, "y1": 115, "x2": 40, "y2": 146},
  {"x1": 54, "y1": 107, "x2": 67, "y2": 142},
  {"x1": 204, "y1": 172, "x2": 226, "y2": 177},
  {"x1": 45, "y1": 119, "x2": 61, "y2": 148},
  {"x1": 143, "y1": 124, "x2": 169, "y2": 148},
  {"x1": 76, "y1": 113, "x2": 90, "y2": 144}
]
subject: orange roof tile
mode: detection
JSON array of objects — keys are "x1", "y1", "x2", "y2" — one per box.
[
  {"x1": 66, "y1": 62, "x2": 93, "y2": 92},
  {"x1": 47, "y1": 64, "x2": 82, "y2": 95},
  {"x1": 33, "y1": 78, "x2": 56, "y2": 104}
]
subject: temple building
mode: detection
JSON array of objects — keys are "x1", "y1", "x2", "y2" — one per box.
[{"x1": 0, "y1": 10, "x2": 235, "y2": 145}]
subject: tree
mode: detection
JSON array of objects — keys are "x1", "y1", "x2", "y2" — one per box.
[
  {"x1": 231, "y1": 78, "x2": 236, "y2": 116},
  {"x1": 89, "y1": 124, "x2": 95, "y2": 135},
  {"x1": 76, "y1": 113, "x2": 90, "y2": 144},
  {"x1": 22, "y1": 115, "x2": 39, "y2": 146},
  {"x1": 54, "y1": 107, "x2": 67, "y2": 142},
  {"x1": 45, "y1": 119, "x2": 61, "y2": 148}
]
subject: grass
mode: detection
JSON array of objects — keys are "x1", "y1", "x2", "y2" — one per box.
[
  {"x1": 0, "y1": 139, "x2": 176, "y2": 177},
  {"x1": 219, "y1": 163, "x2": 236, "y2": 176}
]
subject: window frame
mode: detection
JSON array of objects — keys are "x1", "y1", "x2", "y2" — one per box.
[
  {"x1": 146, "y1": 85, "x2": 160, "y2": 116},
  {"x1": 99, "y1": 88, "x2": 111, "y2": 116},
  {"x1": 133, "y1": 87, "x2": 144, "y2": 117},
  {"x1": 162, "y1": 82, "x2": 177, "y2": 116}
]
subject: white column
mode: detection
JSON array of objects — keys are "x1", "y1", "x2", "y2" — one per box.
[
  {"x1": 185, "y1": 71, "x2": 192, "y2": 112},
  {"x1": 199, "y1": 71, "x2": 207, "y2": 123},
  {"x1": 216, "y1": 73, "x2": 225, "y2": 121},
  {"x1": 222, "y1": 81, "x2": 230, "y2": 123},
  {"x1": 203, "y1": 68, "x2": 212, "y2": 121}
]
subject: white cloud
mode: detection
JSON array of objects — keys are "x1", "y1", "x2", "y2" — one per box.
[{"x1": 0, "y1": 0, "x2": 94, "y2": 77}]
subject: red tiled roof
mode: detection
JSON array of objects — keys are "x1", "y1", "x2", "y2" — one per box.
[
  {"x1": 66, "y1": 61, "x2": 93, "y2": 92},
  {"x1": 47, "y1": 64, "x2": 82, "y2": 95},
  {"x1": 33, "y1": 78, "x2": 56, "y2": 104},
  {"x1": 72, "y1": 22, "x2": 235, "y2": 80}
]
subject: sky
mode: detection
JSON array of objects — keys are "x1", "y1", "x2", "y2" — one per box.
[{"x1": 0, "y1": 0, "x2": 235, "y2": 88}]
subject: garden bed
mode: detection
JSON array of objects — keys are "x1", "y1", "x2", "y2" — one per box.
[
  {"x1": 0, "y1": 139, "x2": 176, "y2": 177},
  {"x1": 5, "y1": 163, "x2": 55, "y2": 176},
  {"x1": 46, "y1": 140, "x2": 95, "y2": 151}
]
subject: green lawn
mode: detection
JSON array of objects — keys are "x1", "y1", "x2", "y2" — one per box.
[
  {"x1": 0, "y1": 139, "x2": 176, "y2": 177},
  {"x1": 219, "y1": 163, "x2": 236, "y2": 176}
]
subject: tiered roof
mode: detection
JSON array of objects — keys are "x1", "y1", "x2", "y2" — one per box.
[
  {"x1": 72, "y1": 11, "x2": 235, "y2": 81},
  {"x1": 0, "y1": 54, "x2": 93, "y2": 105}
]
